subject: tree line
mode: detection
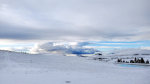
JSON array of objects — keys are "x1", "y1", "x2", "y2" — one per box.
[{"x1": 117, "y1": 57, "x2": 149, "y2": 64}]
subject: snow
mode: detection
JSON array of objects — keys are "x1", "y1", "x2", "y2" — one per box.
[
  {"x1": 0, "y1": 50, "x2": 150, "y2": 84},
  {"x1": 111, "y1": 49, "x2": 150, "y2": 56}
]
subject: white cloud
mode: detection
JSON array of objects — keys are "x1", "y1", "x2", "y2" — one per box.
[
  {"x1": 141, "y1": 47, "x2": 150, "y2": 50},
  {"x1": 0, "y1": 0, "x2": 149, "y2": 41},
  {"x1": 0, "y1": 46, "x2": 31, "y2": 52},
  {"x1": 0, "y1": 4, "x2": 45, "y2": 29},
  {"x1": 0, "y1": 47, "x2": 13, "y2": 51},
  {"x1": 30, "y1": 42, "x2": 99, "y2": 54},
  {"x1": 83, "y1": 46, "x2": 120, "y2": 49}
]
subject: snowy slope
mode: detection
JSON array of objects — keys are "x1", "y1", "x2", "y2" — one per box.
[
  {"x1": 0, "y1": 50, "x2": 150, "y2": 84},
  {"x1": 111, "y1": 49, "x2": 150, "y2": 56}
]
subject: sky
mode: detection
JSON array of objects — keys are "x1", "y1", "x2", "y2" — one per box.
[{"x1": 0, "y1": 0, "x2": 150, "y2": 54}]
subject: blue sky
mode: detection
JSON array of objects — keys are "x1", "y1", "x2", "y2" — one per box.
[
  {"x1": 85, "y1": 40, "x2": 150, "y2": 52},
  {"x1": 0, "y1": 41, "x2": 150, "y2": 53}
]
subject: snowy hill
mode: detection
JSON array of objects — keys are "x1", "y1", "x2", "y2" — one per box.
[
  {"x1": 110, "y1": 49, "x2": 150, "y2": 56},
  {"x1": 0, "y1": 50, "x2": 150, "y2": 84}
]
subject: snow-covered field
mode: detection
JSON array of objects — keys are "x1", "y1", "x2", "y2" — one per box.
[{"x1": 0, "y1": 50, "x2": 150, "y2": 84}]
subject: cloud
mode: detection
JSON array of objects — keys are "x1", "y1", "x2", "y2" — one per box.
[
  {"x1": 30, "y1": 42, "x2": 99, "y2": 54},
  {"x1": 0, "y1": 46, "x2": 31, "y2": 52},
  {"x1": 141, "y1": 47, "x2": 150, "y2": 50},
  {"x1": 0, "y1": 0, "x2": 150, "y2": 41}
]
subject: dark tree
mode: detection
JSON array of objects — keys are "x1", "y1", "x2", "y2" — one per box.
[
  {"x1": 134, "y1": 57, "x2": 137, "y2": 63},
  {"x1": 126, "y1": 61, "x2": 129, "y2": 63},
  {"x1": 130, "y1": 60, "x2": 134, "y2": 63},
  {"x1": 141, "y1": 58, "x2": 145, "y2": 63},
  {"x1": 117, "y1": 59, "x2": 122, "y2": 62},
  {"x1": 137, "y1": 59, "x2": 141, "y2": 63},
  {"x1": 123, "y1": 60, "x2": 125, "y2": 63},
  {"x1": 146, "y1": 60, "x2": 149, "y2": 64},
  {"x1": 117, "y1": 59, "x2": 120, "y2": 62}
]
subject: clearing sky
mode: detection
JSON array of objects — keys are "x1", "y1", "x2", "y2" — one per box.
[{"x1": 0, "y1": 0, "x2": 150, "y2": 53}]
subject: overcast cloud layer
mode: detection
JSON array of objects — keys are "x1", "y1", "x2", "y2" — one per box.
[{"x1": 0, "y1": 0, "x2": 150, "y2": 41}]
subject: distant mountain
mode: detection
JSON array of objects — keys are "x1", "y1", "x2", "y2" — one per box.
[{"x1": 111, "y1": 49, "x2": 150, "y2": 56}]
